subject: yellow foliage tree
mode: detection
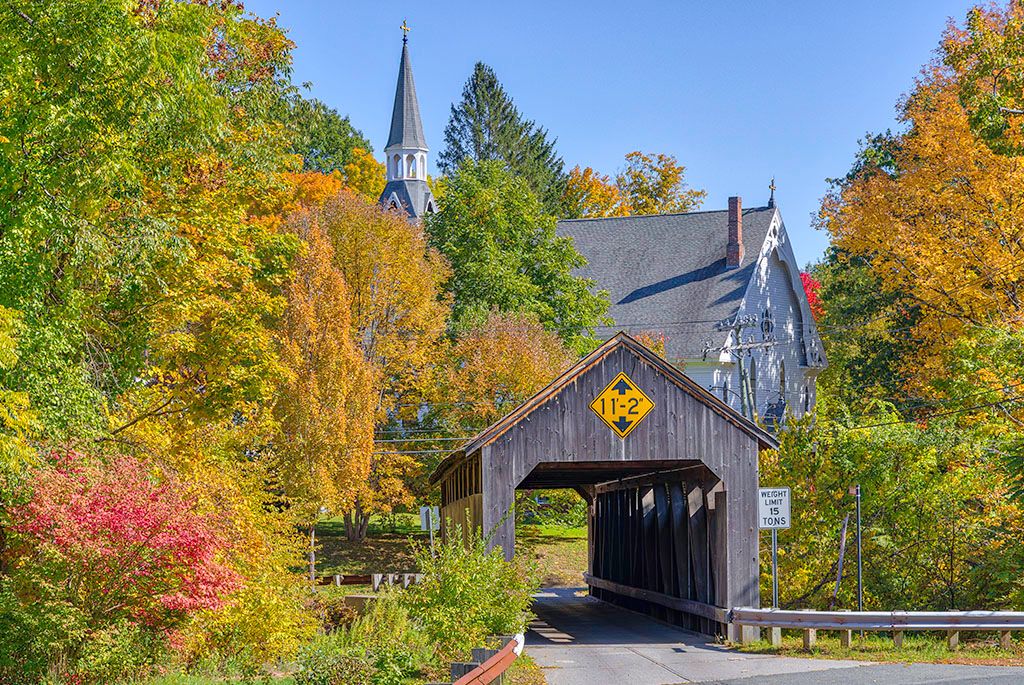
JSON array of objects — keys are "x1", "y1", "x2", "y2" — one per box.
[
  {"x1": 292, "y1": 190, "x2": 451, "y2": 539},
  {"x1": 275, "y1": 220, "x2": 375, "y2": 519},
  {"x1": 562, "y1": 165, "x2": 630, "y2": 218},
  {"x1": 615, "y1": 151, "x2": 706, "y2": 215},
  {"x1": 343, "y1": 147, "x2": 386, "y2": 202},
  {"x1": 820, "y1": 78, "x2": 1024, "y2": 385}
]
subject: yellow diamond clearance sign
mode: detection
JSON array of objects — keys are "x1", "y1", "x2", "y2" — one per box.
[{"x1": 589, "y1": 372, "x2": 655, "y2": 439}]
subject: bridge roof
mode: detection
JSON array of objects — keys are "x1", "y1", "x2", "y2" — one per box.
[{"x1": 430, "y1": 332, "x2": 777, "y2": 486}]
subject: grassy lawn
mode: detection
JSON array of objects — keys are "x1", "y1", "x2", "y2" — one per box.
[
  {"x1": 314, "y1": 512, "x2": 429, "y2": 576},
  {"x1": 313, "y1": 514, "x2": 587, "y2": 588},
  {"x1": 517, "y1": 524, "x2": 587, "y2": 588},
  {"x1": 738, "y1": 632, "x2": 1024, "y2": 667}
]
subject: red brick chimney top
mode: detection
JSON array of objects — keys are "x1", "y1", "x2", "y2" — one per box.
[{"x1": 727, "y1": 196, "x2": 744, "y2": 268}]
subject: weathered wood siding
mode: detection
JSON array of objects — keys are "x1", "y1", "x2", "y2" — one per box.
[{"x1": 479, "y1": 344, "x2": 761, "y2": 613}]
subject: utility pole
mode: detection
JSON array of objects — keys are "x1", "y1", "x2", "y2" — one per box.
[
  {"x1": 706, "y1": 314, "x2": 760, "y2": 422},
  {"x1": 849, "y1": 484, "x2": 863, "y2": 612}
]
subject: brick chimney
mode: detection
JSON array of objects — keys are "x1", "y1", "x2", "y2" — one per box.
[{"x1": 727, "y1": 196, "x2": 744, "y2": 268}]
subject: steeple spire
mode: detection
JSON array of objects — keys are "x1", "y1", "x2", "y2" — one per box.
[{"x1": 379, "y1": 26, "x2": 435, "y2": 220}]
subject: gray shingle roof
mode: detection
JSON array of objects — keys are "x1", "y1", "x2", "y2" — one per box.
[
  {"x1": 380, "y1": 178, "x2": 435, "y2": 219},
  {"x1": 386, "y1": 43, "x2": 427, "y2": 150},
  {"x1": 557, "y1": 207, "x2": 776, "y2": 360}
]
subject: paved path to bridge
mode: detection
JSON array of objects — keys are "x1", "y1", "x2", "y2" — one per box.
[{"x1": 526, "y1": 588, "x2": 1024, "y2": 685}]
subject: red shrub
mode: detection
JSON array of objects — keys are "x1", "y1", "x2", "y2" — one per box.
[
  {"x1": 9, "y1": 451, "x2": 239, "y2": 626},
  {"x1": 800, "y1": 272, "x2": 824, "y2": 321}
]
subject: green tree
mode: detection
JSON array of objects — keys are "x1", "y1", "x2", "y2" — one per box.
[
  {"x1": 426, "y1": 161, "x2": 608, "y2": 353},
  {"x1": 283, "y1": 94, "x2": 372, "y2": 173},
  {"x1": 438, "y1": 63, "x2": 566, "y2": 213}
]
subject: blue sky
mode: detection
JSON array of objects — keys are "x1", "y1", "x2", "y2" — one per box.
[{"x1": 245, "y1": 0, "x2": 979, "y2": 266}]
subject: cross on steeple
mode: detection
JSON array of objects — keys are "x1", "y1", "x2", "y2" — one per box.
[
  {"x1": 400, "y1": 20, "x2": 410, "y2": 44},
  {"x1": 768, "y1": 177, "x2": 776, "y2": 208}
]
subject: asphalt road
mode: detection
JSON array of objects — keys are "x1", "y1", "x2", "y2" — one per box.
[{"x1": 525, "y1": 588, "x2": 1024, "y2": 685}]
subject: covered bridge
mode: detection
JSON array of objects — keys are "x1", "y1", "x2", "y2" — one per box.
[{"x1": 429, "y1": 333, "x2": 777, "y2": 639}]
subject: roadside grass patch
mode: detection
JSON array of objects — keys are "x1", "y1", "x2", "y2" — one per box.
[
  {"x1": 517, "y1": 524, "x2": 587, "y2": 588},
  {"x1": 737, "y1": 632, "x2": 1024, "y2": 666},
  {"x1": 505, "y1": 653, "x2": 548, "y2": 685},
  {"x1": 314, "y1": 514, "x2": 427, "y2": 576}
]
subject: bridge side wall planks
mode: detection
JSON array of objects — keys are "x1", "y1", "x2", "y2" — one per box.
[{"x1": 452, "y1": 344, "x2": 760, "y2": 634}]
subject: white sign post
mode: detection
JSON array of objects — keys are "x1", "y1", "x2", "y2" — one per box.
[
  {"x1": 758, "y1": 487, "x2": 791, "y2": 609},
  {"x1": 420, "y1": 505, "x2": 439, "y2": 554}
]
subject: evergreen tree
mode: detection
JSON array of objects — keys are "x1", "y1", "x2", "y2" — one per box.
[{"x1": 439, "y1": 63, "x2": 566, "y2": 212}]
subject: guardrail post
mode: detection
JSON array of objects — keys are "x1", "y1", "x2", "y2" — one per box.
[
  {"x1": 770, "y1": 626, "x2": 782, "y2": 647},
  {"x1": 802, "y1": 628, "x2": 816, "y2": 650},
  {"x1": 1001, "y1": 630, "x2": 1013, "y2": 650},
  {"x1": 947, "y1": 630, "x2": 959, "y2": 651},
  {"x1": 893, "y1": 630, "x2": 904, "y2": 648},
  {"x1": 839, "y1": 629, "x2": 852, "y2": 648},
  {"x1": 372, "y1": 573, "x2": 383, "y2": 592}
]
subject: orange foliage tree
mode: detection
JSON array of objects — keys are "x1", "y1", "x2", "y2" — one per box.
[
  {"x1": 819, "y1": 78, "x2": 1024, "y2": 385},
  {"x1": 275, "y1": 220, "x2": 375, "y2": 519},
  {"x1": 291, "y1": 190, "x2": 450, "y2": 539},
  {"x1": 562, "y1": 152, "x2": 705, "y2": 218},
  {"x1": 562, "y1": 165, "x2": 630, "y2": 218},
  {"x1": 438, "y1": 311, "x2": 573, "y2": 431}
]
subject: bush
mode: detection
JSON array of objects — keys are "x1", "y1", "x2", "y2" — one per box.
[
  {"x1": 1, "y1": 451, "x2": 239, "y2": 683},
  {"x1": 401, "y1": 523, "x2": 538, "y2": 663},
  {"x1": 306, "y1": 589, "x2": 359, "y2": 634},
  {"x1": 296, "y1": 591, "x2": 430, "y2": 685}
]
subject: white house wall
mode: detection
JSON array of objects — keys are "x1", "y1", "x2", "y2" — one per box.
[{"x1": 677, "y1": 213, "x2": 824, "y2": 423}]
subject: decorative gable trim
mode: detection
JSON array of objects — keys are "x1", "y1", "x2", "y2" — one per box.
[{"x1": 735, "y1": 209, "x2": 827, "y2": 369}]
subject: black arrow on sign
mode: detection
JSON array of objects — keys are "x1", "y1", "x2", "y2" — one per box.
[
  {"x1": 613, "y1": 416, "x2": 633, "y2": 432},
  {"x1": 612, "y1": 378, "x2": 632, "y2": 395}
]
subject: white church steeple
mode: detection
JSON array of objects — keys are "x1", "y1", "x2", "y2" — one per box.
[{"x1": 379, "y1": 23, "x2": 435, "y2": 218}]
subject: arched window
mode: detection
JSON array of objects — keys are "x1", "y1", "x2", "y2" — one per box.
[
  {"x1": 419, "y1": 154, "x2": 426, "y2": 178},
  {"x1": 761, "y1": 309, "x2": 775, "y2": 341},
  {"x1": 393, "y1": 154, "x2": 402, "y2": 178},
  {"x1": 407, "y1": 154, "x2": 417, "y2": 179},
  {"x1": 721, "y1": 378, "x2": 729, "y2": 403}
]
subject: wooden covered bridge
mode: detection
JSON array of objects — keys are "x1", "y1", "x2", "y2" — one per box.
[{"x1": 429, "y1": 333, "x2": 777, "y2": 640}]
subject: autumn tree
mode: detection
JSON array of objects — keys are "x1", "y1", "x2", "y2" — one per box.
[
  {"x1": 943, "y1": 1, "x2": 1024, "y2": 154},
  {"x1": 1, "y1": 1, "x2": 319, "y2": 669},
  {"x1": 275, "y1": 220, "x2": 375, "y2": 518},
  {"x1": 295, "y1": 190, "x2": 450, "y2": 540},
  {"x1": 820, "y1": 78, "x2": 1024, "y2": 389},
  {"x1": 340, "y1": 147, "x2": 386, "y2": 202},
  {"x1": 615, "y1": 151, "x2": 706, "y2": 215},
  {"x1": 562, "y1": 165, "x2": 630, "y2": 219},
  {"x1": 3, "y1": 452, "x2": 241, "y2": 680},
  {"x1": 435, "y1": 311, "x2": 572, "y2": 431},
  {"x1": 439, "y1": 63, "x2": 566, "y2": 212},
  {"x1": 426, "y1": 161, "x2": 609, "y2": 353}
]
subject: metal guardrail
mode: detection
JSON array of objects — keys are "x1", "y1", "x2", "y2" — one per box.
[
  {"x1": 426, "y1": 634, "x2": 523, "y2": 685},
  {"x1": 730, "y1": 607, "x2": 1024, "y2": 649}
]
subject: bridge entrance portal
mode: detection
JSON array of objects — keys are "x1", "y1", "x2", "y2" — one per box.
[{"x1": 430, "y1": 333, "x2": 776, "y2": 640}]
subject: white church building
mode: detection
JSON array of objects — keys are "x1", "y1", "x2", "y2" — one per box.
[
  {"x1": 375, "y1": 32, "x2": 826, "y2": 424},
  {"x1": 557, "y1": 196, "x2": 827, "y2": 425}
]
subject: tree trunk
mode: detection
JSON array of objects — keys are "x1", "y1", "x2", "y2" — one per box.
[{"x1": 345, "y1": 502, "x2": 371, "y2": 542}]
